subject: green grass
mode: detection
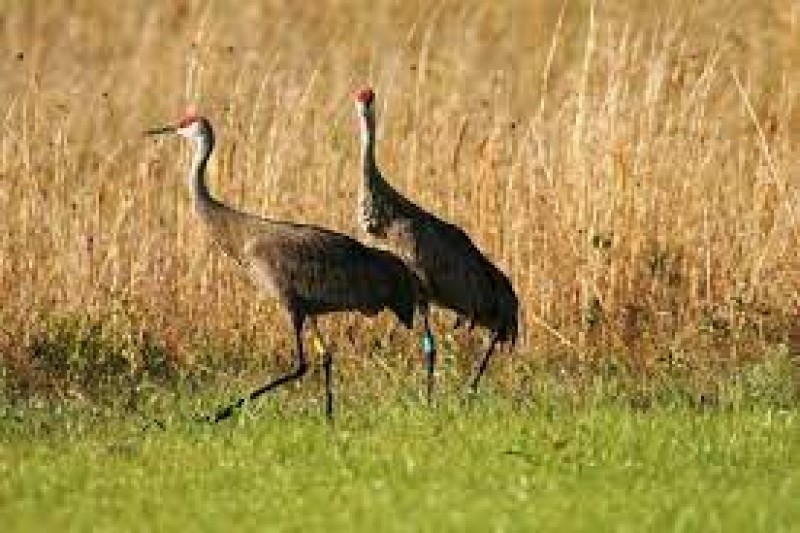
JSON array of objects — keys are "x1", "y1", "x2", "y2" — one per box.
[{"x1": 2, "y1": 398, "x2": 798, "y2": 532}]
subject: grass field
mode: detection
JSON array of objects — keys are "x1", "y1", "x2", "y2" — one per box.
[
  {"x1": 2, "y1": 0, "x2": 800, "y2": 531},
  {"x1": 2, "y1": 400, "x2": 799, "y2": 532},
  {"x1": 1, "y1": 348, "x2": 798, "y2": 531}
]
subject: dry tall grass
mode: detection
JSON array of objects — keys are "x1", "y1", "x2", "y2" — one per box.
[{"x1": 1, "y1": 0, "x2": 799, "y2": 387}]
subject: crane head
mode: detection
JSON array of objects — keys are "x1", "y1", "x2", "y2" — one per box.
[
  {"x1": 145, "y1": 108, "x2": 209, "y2": 140},
  {"x1": 354, "y1": 87, "x2": 375, "y2": 109}
]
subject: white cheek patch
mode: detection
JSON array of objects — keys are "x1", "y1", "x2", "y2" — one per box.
[{"x1": 177, "y1": 121, "x2": 201, "y2": 138}]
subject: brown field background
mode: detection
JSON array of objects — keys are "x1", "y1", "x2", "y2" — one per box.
[{"x1": 1, "y1": 0, "x2": 799, "y2": 390}]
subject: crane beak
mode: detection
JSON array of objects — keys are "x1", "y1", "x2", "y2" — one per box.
[{"x1": 144, "y1": 125, "x2": 177, "y2": 136}]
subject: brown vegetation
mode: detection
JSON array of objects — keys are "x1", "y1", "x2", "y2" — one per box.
[{"x1": 1, "y1": 1, "x2": 798, "y2": 392}]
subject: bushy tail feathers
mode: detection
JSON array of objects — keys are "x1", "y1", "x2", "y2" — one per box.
[
  {"x1": 386, "y1": 255, "x2": 417, "y2": 330},
  {"x1": 494, "y1": 272, "x2": 520, "y2": 347}
]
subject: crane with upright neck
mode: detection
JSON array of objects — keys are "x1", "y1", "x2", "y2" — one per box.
[
  {"x1": 353, "y1": 88, "x2": 519, "y2": 402},
  {"x1": 146, "y1": 111, "x2": 417, "y2": 422}
]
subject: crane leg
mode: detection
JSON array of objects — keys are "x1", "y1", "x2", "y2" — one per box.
[
  {"x1": 310, "y1": 319, "x2": 334, "y2": 424},
  {"x1": 323, "y1": 350, "x2": 334, "y2": 423},
  {"x1": 422, "y1": 311, "x2": 436, "y2": 405},
  {"x1": 468, "y1": 332, "x2": 500, "y2": 395},
  {"x1": 209, "y1": 312, "x2": 308, "y2": 423}
]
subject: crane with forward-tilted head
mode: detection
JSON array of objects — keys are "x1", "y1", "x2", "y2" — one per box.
[
  {"x1": 353, "y1": 88, "x2": 519, "y2": 402},
  {"x1": 146, "y1": 111, "x2": 416, "y2": 422}
]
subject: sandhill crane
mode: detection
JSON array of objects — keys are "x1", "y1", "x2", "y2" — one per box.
[
  {"x1": 146, "y1": 111, "x2": 416, "y2": 422},
  {"x1": 353, "y1": 88, "x2": 519, "y2": 402}
]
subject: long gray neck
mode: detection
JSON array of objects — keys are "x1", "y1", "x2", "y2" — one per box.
[
  {"x1": 359, "y1": 111, "x2": 378, "y2": 184},
  {"x1": 189, "y1": 132, "x2": 218, "y2": 215}
]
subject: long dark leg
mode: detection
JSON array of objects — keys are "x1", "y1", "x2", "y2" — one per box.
[
  {"x1": 422, "y1": 309, "x2": 436, "y2": 405},
  {"x1": 469, "y1": 332, "x2": 500, "y2": 394},
  {"x1": 323, "y1": 350, "x2": 334, "y2": 422},
  {"x1": 210, "y1": 311, "x2": 308, "y2": 423},
  {"x1": 310, "y1": 319, "x2": 334, "y2": 424}
]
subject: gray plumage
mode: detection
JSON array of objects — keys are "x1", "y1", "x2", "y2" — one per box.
[
  {"x1": 354, "y1": 88, "x2": 519, "y2": 396},
  {"x1": 201, "y1": 200, "x2": 415, "y2": 329},
  {"x1": 146, "y1": 114, "x2": 415, "y2": 422},
  {"x1": 358, "y1": 160, "x2": 518, "y2": 343}
]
